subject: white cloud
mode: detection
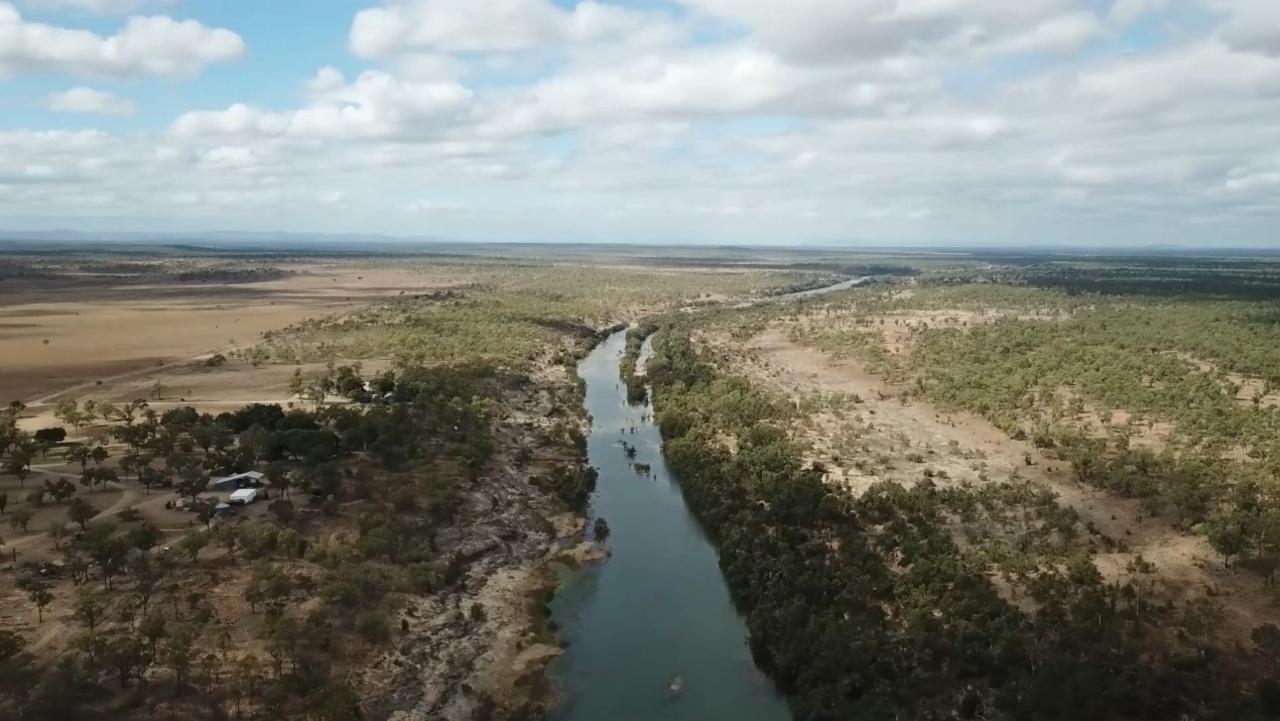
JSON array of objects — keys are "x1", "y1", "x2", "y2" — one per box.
[
  {"x1": 5, "y1": 0, "x2": 1280, "y2": 246},
  {"x1": 680, "y1": 0, "x2": 1095, "y2": 62},
  {"x1": 1212, "y1": 0, "x2": 1280, "y2": 56},
  {"x1": 171, "y1": 71, "x2": 475, "y2": 141},
  {"x1": 19, "y1": 0, "x2": 174, "y2": 13},
  {"x1": 350, "y1": 0, "x2": 683, "y2": 57},
  {"x1": 0, "y1": 3, "x2": 244, "y2": 78},
  {"x1": 1073, "y1": 40, "x2": 1280, "y2": 118},
  {"x1": 46, "y1": 86, "x2": 135, "y2": 114}
]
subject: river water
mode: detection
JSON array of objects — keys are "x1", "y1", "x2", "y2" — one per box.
[
  {"x1": 548, "y1": 329, "x2": 791, "y2": 721},
  {"x1": 548, "y1": 278, "x2": 872, "y2": 720}
]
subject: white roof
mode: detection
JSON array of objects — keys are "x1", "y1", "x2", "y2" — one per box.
[
  {"x1": 229, "y1": 488, "x2": 258, "y2": 501},
  {"x1": 209, "y1": 471, "x2": 264, "y2": 486}
]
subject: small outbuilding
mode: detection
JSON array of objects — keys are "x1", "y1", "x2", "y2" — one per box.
[
  {"x1": 208, "y1": 471, "x2": 265, "y2": 492},
  {"x1": 229, "y1": 488, "x2": 260, "y2": 505}
]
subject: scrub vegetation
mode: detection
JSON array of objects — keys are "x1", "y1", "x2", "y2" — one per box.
[
  {"x1": 0, "y1": 246, "x2": 818, "y2": 721},
  {"x1": 657, "y1": 256, "x2": 1280, "y2": 719},
  {"x1": 648, "y1": 322, "x2": 1272, "y2": 720}
]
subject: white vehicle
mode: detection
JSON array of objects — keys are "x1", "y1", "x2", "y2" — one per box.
[{"x1": 229, "y1": 488, "x2": 260, "y2": 505}]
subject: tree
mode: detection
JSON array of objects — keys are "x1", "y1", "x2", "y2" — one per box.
[
  {"x1": 139, "y1": 614, "x2": 166, "y2": 663},
  {"x1": 85, "y1": 532, "x2": 129, "y2": 590},
  {"x1": 192, "y1": 498, "x2": 218, "y2": 530},
  {"x1": 54, "y1": 399, "x2": 85, "y2": 429},
  {"x1": 0, "y1": 492, "x2": 6, "y2": 514},
  {"x1": 47, "y1": 521, "x2": 67, "y2": 550},
  {"x1": 94, "y1": 402, "x2": 118, "y2": 425},
  {"x1": 0, "y1": 630, "x2": 35, "y2": 712},
  {"x1": 593, "y1": 516, "x2": 611, "y2": 543},
  {"x1": 213, "y1": 524, "x2": 239, "y2": 558},
  {"x1": 72, "y1": 587, "x2": 108, "y2": 630},
  {"x1": 4, "y1": 449, "x2": 32, "y2": 487},
  {"x1": 117, "y1": 399, "x2": 148, "y2": 426},
  {"x1": 178, "y1": 531, "x2": 209, "y2": 562},
  {"x1": 268, "y1": 498, "x2": 295, "y2": 525},
  {"x1": 45, "y1": 478, "x2": 76, "y2": 502},
  {"x1": 289, "y1": 368, "x2": 305, "y2": 399},
  {"x1": 103, "y1": 633, "x2": 148, "y2": 688},
  {"x1": 1208, "y1": 514, "x2": 1250, "y2": 568},
  {"x1": 1252, "y1": 623, "x2": 1280, "y2": 670},
  {"x1": 28, "y1": 583, "x2": 53, "y2": 623},
  {"x1": 9, "y1": 509, "x2": 32, "y2": 533},
  {"x1": 244, "y1": 562, "x2": 293, "y2": 614},
  {"x1": 267, "y1": 461, "x2": 291, "y2": 499},
  {"x1": 139, "y1": 465, "x2": 166, "y2": 495},
  {"x1": 33, "y1": 427, "x2": 66, "y2": 446},
  {"x1": 66, "y1": 445, "x2": 91, "y2": 472},
  {"x1": 118, "y1": 451, "x2": 141, "y2": 480},
  {"x1": 67, "y1": 497, "x2": 99, "y2": 532},
  {"x1": 163, "y1": 626, "x2": 194, "y2": 689}
]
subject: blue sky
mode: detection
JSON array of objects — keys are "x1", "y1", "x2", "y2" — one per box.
[{"x1": 1, "y1": 0, "x2": 1277, "y2": 246}]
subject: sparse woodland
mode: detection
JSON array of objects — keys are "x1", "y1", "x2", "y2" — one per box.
[{"x1": 0, "y1": 254, "x2": 815, "y2": 721}]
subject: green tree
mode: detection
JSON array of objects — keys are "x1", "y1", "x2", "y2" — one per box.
[
  {"x1": 67, "y1": 497, "x2": 99, "y2": 531},
  {"x1": 103, "y1": 633, "x2": 148, "y2": 688},
  {"x1": 178, "y1": 531, "x2": 210, "y2": 562},
  {"x1": 28, "y1": 583, "x2": 53, "y2": 623},
  {"x1": 0, "y1": 630, "x2": 36, "y2": 712},
  {"x1": 1208, "y1": 514, "x2": 1250, "y2": 568},
  {"x1": 192, "y1": 498, "x2": 218, "y2": 530},
  {"x1": 72, "y1": 587, "x2": 108, "y2": 630},
  {"x1": 139, "y1": 614, "x2": 166, "y2": 663},
  {"x1": 163, "y1": 626, "x2": 194, "y2": 690},
  {"x1": 66, "y1": 444, "x2": 92, "y2": 472},
  {"x1": 54, "y1": 399, "x2": 84, "y2": 429},
  {"x1": 45, "y1": 478, "x2": 76, "y2": 502}
]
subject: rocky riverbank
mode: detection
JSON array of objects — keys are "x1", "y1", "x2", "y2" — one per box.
[{"x1": 360, "y1": 358, "x2": 605, "y2": 721}]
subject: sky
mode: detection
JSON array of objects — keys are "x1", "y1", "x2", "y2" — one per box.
[{"x1": 0, "y1": 0, "x2": 1278, "y2": 247}]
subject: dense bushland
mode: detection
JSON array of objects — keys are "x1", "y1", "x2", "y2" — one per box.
[{"x1": 647, "y1": 326, "x2": 1268, "y2": 720}]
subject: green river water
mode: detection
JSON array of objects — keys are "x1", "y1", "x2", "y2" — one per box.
[{"x1": 548, "y1": 330, "x2": 791, "y2": 721}]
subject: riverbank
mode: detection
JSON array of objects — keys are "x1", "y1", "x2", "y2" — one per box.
[
  {"x1": 360, "y1": 342, "x2": 608, "y2": 721},
  {"x1": 546, "y1": 329, "x2": 789, "y2": 721}
]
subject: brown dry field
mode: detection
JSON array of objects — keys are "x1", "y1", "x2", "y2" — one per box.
[{"x1": 0, "y1": 264, "x2": 464, "y2": 405}]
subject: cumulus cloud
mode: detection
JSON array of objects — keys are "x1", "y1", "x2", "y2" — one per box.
[
  {"x1": 5, "y1": 0, "x2": 1280, "y2": 245},
  {"x1": 19, "y1": 0, "x2": 174, "y2": 13},
  {"x1": 0, "y1": 3, "x2": 245, "y2": 78},
  {"x1": 350, "y1": 0, "x2": 683, "y2": 57},
  {"x1": 46, "y1": 86, "x2": 135, "y2": 114},
  {"x1": 171, "y1": 71, "x2": 475, "y2": 141},
  {"x1": 1212, "y1": 0, "x2": 1280, "y2": 56},
  {"x1": 679, "y1": 0, "x2": 1097, "y2": 62}
]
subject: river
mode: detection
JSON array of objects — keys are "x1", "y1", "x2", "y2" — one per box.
[
  {"x1": 548, "y1": 278, "x2": 869, "y2": 721},
  {"x1": 547, "y1": 329, "x2": 790, "y2": 721}
]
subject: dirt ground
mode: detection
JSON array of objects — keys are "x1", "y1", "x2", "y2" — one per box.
[
  {"x1": 719, "y1": 327, "x2": 1277, "y2": 664},
  {"x1": 0, "y1": 264, "x2": 466, "y2": 404}
]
